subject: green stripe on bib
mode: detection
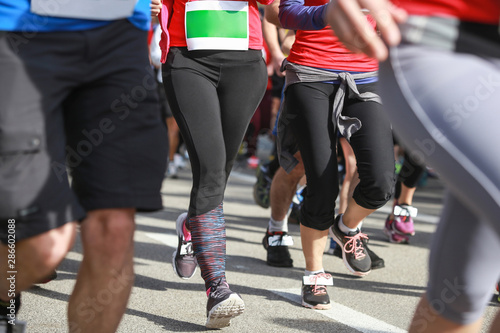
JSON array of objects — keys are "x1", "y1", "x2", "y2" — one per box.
[{"x1": 185, "y1": 10, "x2": 248, "y2": 38}]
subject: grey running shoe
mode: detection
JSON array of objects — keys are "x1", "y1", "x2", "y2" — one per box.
[
  {"x1": 206, "y1": 278, "x2": 245, "y2": 329},
  {"x1": 172, "y1": 213, "x2": 197, "y2": 279},
  {"x1": 329, "y1": 215, "x2": 371, "y2": 276},
  {"x1": 301, "y1": 273, "x2": 333, "y2": 310}
]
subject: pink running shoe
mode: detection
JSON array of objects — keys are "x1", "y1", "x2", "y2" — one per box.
[
  {"x1": 383, "y1": 204, "x2": 417, "y2": 244},
  {"x1": 383, "y1": 216, "x2": 409, "y2": 244},
  {"x1": 392, "y1": 204, "x2": 417, "y2": 236}
]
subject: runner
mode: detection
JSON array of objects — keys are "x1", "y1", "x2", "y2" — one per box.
[
  {"x1": 277, "y1": 0, "x2": 396, "y2": 309},
  {"x1": 156, "y1": 0, "x2": 272, "y2": 328},
  {"x1": 326, "y1": 0, "x2": 500, "y2": 331},
  {"x1": 0, "y1": 1, "x2": 167, "y2": 332}
]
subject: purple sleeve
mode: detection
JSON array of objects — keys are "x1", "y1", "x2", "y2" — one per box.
[{"x1": 278, "y1": 0, "x2": 327, "y2": 30}]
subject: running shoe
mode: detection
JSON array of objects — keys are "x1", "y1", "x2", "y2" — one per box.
[
  {"x1": 301, "y1": 273, "x2": 333, "y2": 310},
  {"x1": 330, "y1": 238, "x2": 385, "y2": 269},
  {"x1": 253, "y1": 164, "x2": 272, "y2": 209},
  {"x1": 383, "y1": 216, "x2": 410, "y2": 244},
  {"x1": 392, "y1": 204, "x2": 417, "y2": 236},
  {"x1": 262, "y1": 229, "x2": 294, "y2": 267},
  {"x1": 167, "y1": 162, "x2": 179, "y2": 179},
  {"x1": 384, "y1": 204, "x2": 417, "y2": 244},
  {"x1": 205, "y1": 278, "x2": 245, "y2": 329},
  {"x1": 329, "y1": 215, "x2": 371, "y2": 276},
  {"x1": 172, "y1": 213, "x2": 198, "y2": 279}
]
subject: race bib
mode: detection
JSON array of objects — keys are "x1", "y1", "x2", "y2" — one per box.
[
  {"x1": 185, "y1": 1, "x2": 249, "y2": 51},
  {"x1": 31, "y1": 0, "x2": 138, "y2": 20}
]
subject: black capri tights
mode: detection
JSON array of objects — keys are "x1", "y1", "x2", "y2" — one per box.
[
  {"x1": 162, "y1": 48, "x2": 267, "y2": 216},
  {"x1": 285, "y1": 81, "x2": 396, "y2": 230}
]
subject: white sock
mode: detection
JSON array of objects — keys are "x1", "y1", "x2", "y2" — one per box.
[
  {"x1": 269, "y1": 217, "x2": 288, "y2": 233},
  {"x1": 338, "y1": 215, "x2": 358, "y2": 234},
  {"x1": 305, "y1": 268, "x2": 324, "y2": 276}
]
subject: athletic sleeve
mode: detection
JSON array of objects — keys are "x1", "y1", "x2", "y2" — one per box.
[
  {"x1": 278, "y1": 0, "x2": 327, "y2": 30},
  {"x1": 257, "y1": 0, "x2": 275, "y2": 5}
]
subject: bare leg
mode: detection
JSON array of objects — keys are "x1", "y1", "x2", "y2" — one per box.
[
  {"x1": 399, "y1": 184, "x2": 417, "y2": 206},
  {"x1": 342, "y1": 198, "x2": 375, "y2": 229},
  {"x1": 68, "y1": 208, "x2": 135, "y2": 333},
  {"x1": 338, "y1": 137, "x2": 359, "y2": 214},
  {"x1": 0, "y1": 222, "x2": 76, "y2": 301},
  {"x1": 167, "y1": 117, "x2": 180, "y2": 162},
  {"x1": 270, "y1": 153, "x2": 305, "y2": 221},
  {"x1": 409, "y1": 295, "x2": 482, "y2": 333},
  {"x1": 301, "y1": 224, "x2": 329, "y2": 271}
]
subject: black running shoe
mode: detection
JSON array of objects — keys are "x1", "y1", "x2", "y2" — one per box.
[
  {"x1": 206, "y1": 278, "x2": 245, "y2": 329},
  {"x1": 253, "y1": 164, "x2": 272, "y2": 209},
  {"x1": 329, "y1": 215, "x2": 371, "y2": 276},
  {"x1": 330, "y1": 239, "x2": 385, "y2": 270},
  {"x1": 362, "y1": 239, "x2": 385, "y2": 270},
  {"x1": 301, "y1": 273, "x2": 333, "y2": 310},
  {"x1": 262, "y1": 229, "x2": 294, "y2": 267}
]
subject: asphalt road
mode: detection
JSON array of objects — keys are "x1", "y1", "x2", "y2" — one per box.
[{"x1": 18, "y1": 164, "x2": 500, "y2": 332}]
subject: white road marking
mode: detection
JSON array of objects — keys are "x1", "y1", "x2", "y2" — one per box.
[
  {"x1": 144, "y1": 232, "x2": 177, "y2": 248},
  {"x1": 271, "y1": 288, "x2": 407, "y2": 333}
]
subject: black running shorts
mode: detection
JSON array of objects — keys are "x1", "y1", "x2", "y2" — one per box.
[{"x1": 0, "y1": 20, "x2": 168, "y2": 243}]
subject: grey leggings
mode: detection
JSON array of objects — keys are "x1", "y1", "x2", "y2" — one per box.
[{"x1": 380, "y1": 16, "x2": 500, "y2": 325}]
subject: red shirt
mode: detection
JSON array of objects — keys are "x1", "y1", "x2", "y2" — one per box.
[
  {"x1": 394, "y1": 0, "x2": 500, "y2": 25},
  {"x1": 167, "y1": 0, "x2": 273, "y2": 50},
  {"x1": 287, "y1": 0, "x2": 378, "y2": 72}
]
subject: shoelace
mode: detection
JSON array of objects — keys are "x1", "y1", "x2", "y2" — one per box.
[
  {"x1": 343, "y1": 232, "x2": 369, "y2": 260},
  {"x1": 310, "y1": 273, "x2": 332, "y2": 295}
]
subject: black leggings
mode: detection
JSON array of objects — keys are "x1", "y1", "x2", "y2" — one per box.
[
  {"x1": 162, "y1": 47, "x2": 267, "y2": 216},
  {"x1": 285, "y1": 81, "x2": 395, "y2": 230}
]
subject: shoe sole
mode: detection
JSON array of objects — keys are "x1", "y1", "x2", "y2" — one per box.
[
  {"x1": 301, "y1": 300, "x2": 332, "y2": 310},
  {"x1": 172, "y1": 213, "x2": 197, "y2": 279},
  {"x1": 206, "y1": 294, "x2": 245, "y2": 329},
  {"x1": 266, "y1": 260, "x2": 293, "y2": 268},
  {"x1": 329, "y1": 228, "x2": 371, "y2": 277}
]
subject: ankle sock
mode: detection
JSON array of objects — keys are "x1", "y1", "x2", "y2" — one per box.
[
  {"x1": 269, "y1": 217, "x2": 288, "y2": 233},
  {"x1": 304, "y1": 269, "x2": 325, "y2": 276},
  {"x1": 338, "y1": 215, "x2": 358, "y2": 234}
]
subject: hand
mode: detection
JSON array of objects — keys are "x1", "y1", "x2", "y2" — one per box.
[
  {"x1": 272, "y1": 52, "x2": 286, "y2": 77},
  {"x1": 325, "y1": 0, "x2": 407, "y2": 61},
  {"x1": 151, "y1": 0, "x2": 162, "y2": 16}
]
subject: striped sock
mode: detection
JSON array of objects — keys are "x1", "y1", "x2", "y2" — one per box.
[{"x1": 189, "y1": 203, "x2": 226, "y2": 290}]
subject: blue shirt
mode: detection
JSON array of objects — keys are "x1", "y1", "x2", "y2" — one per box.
[{"x1": 0, "y1": 0, "x2": 151, "y2": 31}]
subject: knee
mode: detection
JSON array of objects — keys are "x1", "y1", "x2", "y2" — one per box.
[
  {"x1": 81, "y1": 209, "x2": 135, "y2": 257},
  {"x1": 20, "y1": 222, "x2": 77, "y2": 279},
  {"x1": 354, "y1": 177, "x2": 394, "y2": 209}
]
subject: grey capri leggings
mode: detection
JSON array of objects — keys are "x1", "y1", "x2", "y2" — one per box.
[{"x1": 380, "y1": 16, "x2": 500, "y2": 325}]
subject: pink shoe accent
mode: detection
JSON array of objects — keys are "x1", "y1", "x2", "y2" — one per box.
[
  {"x1": 182, "y1": 220, "x2": 191, "y2": 242},
  {"x1": 342, "y1": 232, "x2": 369, "y2": 259}
]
